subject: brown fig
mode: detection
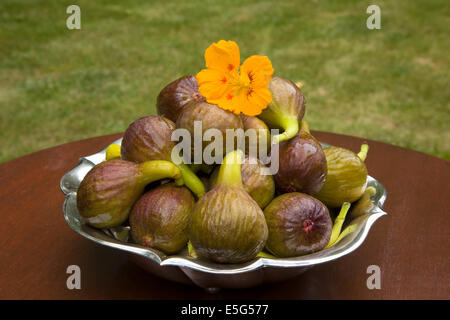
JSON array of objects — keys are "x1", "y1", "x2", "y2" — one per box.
[
  {"x1": 210, "y1": 155, "x2": 275, "y2": 208},
  {"x1": 176, "y1": 101, "x2": 244, "y2": 161},
  {"x1": 264, "y1": 193, "x2": 332, "y2": 257},
  {"x1": 189, "y1": 150, "x2": 268, "y2": 264},
  {"x1": 273, "y1": 121, "x2": 327, "y2": 195},
  {"x1": 129, "y1": 183, "x2": 194, "y2": 254},
  {"x1": 156, "y1": 75, "x2": 205, "y2": 122},
  {"x1": 258, "y1": 76, "x2": 306, "y2": 144},
  {"x1": 77, "y1": 160, "x2": 181, "y2": 229},
  {"x1": 241, "y1": 115, "x2": 271, "y2": 159}
]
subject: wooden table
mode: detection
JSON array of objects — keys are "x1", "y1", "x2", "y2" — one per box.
[{"x1": 0, "y1": 132, "x2": 448, "y2": 300}]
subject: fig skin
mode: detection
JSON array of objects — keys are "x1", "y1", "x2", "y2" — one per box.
[
  {"x1": 156, "y1": 75, "x2": 205, "y2": 123},
  {"x1": 129, "y1": 183, "x2": 194, "y2": 254},
  {"x1": 315, "y1": 147, "x2": 368, "y2": 208},
  {"x1": 264, "y1": 193, "x2": 332, "y2": 257},
  {"x1": 241, "y1": 115, "x2": 271, "y2": 158},
  {"x1": 176, "y1": 101, "x2": 244, "y2": 159},
  {"x1": 210, "y1": 155, "x2": 275, "y2": 209},
  {"x1": 188, "y1": 151, "x2": 268, "y2": 264},
  {"x1": 273, "y1": 129, "x2": 327, "y2": 195},
  {"x1": 258, "y1": 76, "x2": 306, "y2": 144},
  {"x1": 121, "y1": 115, "x2": 175, "y2": 163},
  {"x1": 77, "y1": 160, "x2": 181, "y2": 229}
]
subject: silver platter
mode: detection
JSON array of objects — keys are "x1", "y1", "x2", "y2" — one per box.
[{"x1": 60, "y1": 138, "x2": 387, "y2": 290}]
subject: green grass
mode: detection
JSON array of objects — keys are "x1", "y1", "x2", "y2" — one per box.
[{"x1": 0, "y1": 0, "x2": 449, "y2": 162}]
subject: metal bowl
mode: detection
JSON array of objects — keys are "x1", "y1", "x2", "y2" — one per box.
[{"x1": 60, "y1": 138, "x2": 387, "y2": 290}]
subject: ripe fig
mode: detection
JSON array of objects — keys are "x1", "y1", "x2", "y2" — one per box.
[
  {"x1": 156, "y1": 75, "x2": 205, "y2": 123},
  {"x1": 258, "y1": 76, "x2": 306, "y2": 144},
  {"x1": 273, "y1": 121, "x2": 327, "y2": 195},
  {"x1": 315, "y1": 144, "x2": 369, "y2": 208},
  {"x1": 129, "y1": 183, "x2": 194, "y2": 254},
  {"x1": 264, "y1": 193, "x2": 332, "y2": 257},
  {"x1": 189, "y1": 150, "x2": 268, "y2": 264},
  {"x1": 241, "y1": 115, "x2": 271, "y2": 158},
  {"x1": 121, "y1": 115, "x2": 205, "y2": 198},
  {"x1": 77, "y1": 160, "x2": 181, "y2": 229},
  {"x1": 209, "y1": 155, "x2": 275, "y2": 208},
  {"x1": 176, "y1": 101, "x2": 244, "y2": 160}
]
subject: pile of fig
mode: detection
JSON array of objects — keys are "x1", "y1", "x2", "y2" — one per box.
[{"x1": 76, "y1": 74, "x2": 373, "y2": 264}]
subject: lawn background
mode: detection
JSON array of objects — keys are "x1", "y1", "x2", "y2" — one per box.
[{"x1": 0, "y1": 0, "x2": 449, "y2": 163}]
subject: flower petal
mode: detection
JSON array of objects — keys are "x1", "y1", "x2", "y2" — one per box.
[
  {"x1": 205, "y1": 40, "x2": 240, "y2": 73},
  {"x1": 196, "y1": 69, "x2": 231, "y2": 100},
  {"x1": 241, "y1": 55, "x2": 274, "y2": 87}
]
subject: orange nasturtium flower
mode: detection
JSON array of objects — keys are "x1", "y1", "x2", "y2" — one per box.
[{"x1": 196, "y1": 40, "x2": 274, "y2": 116}]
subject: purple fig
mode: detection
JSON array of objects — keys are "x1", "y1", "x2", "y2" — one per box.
[
  {"x1": 130, "y1": 183, "x2": 194, "y2": 254},
  {"x1": 121, "y1": 115, "x2": 205, "y2": 198},
  {"x1": 264, "y1": 193, "x2": 332, "y2": 257},
  {"x1": 189, "y1": 150, "x2": 268, "y2": 264},
  {"x1": 258, "y1": 76, "x2": 306, "y2": 144},
  {"x1": 156, "y1": 75, "x2": 205, "y2": 123},
  {"x1": 176, "y1": 101, "x2": 244, "y2": 159},
  {"x1": 77, "y1": 160, "x2": 181, "y2": 229},
  {"x1": 241, "y1": 115, "x2": 271, "y2": 158},
  {"x1": 273, "y1": 121, "x2": 327, "y2": 194}
]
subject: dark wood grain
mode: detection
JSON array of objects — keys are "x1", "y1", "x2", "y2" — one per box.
[{"x1": 0, "y1": 132, "x2": 448, "y2": 299}]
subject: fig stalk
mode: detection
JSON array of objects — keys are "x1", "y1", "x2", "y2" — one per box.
[
  {"x1": 325, "y1": 202, "x2": 351, "y2": 248},
  {"x1": 138, "y1": 160, "x2": 182, "y2": 186},
  {"x1": 357, "y1": 144, "x2": 369, "y2": 162},
  {"x1": 216, "y1": 150, "x2": 243, "y2": 188},
  {"x1": 271, "y1": 116, "x2": 299, "y2": 144},
  {"x1": 105, "y1": 144, "x2": 121, "y2": 160}
]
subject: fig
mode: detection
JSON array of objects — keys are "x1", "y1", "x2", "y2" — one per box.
[
  {"x1": 273, "y1": 121, "x2": 327, "y2": 195},
  {"x1": 241, "y1": 115, "x2": 271, "y2": 159},
  {"x1": 156, "y1": 75, "x2": 205, "y2": 123},
  {"x1": 121, "y1": 115, "x2": 205, "y2": 198},
  {"x1": 105, "y1": 144, "x2": 121, "y2": 160},
  {"x1": 77, "y1": 160, "x2": 181, "y2": 229},
  {"x1": 263, "y1": 193, "x2": 332, "y2": 257},
  {"x1": 258, "y1": 76, "x2": 306, "y2": 144},
  {"x1": 315, "y1": 144, "x2": 369, "y2": 208},
  {"x1": 209, "y1": 155, "x2": 275, "y2": 208},
  {"x1": 189, "y1": 150, "x2": 268, "y2": 264},
  {"x1": 176, "y1": 101, "x2": 244, "y2": 161},
  {"x1": 129, "y1": 183, "x2": 194, "y2": 254}
]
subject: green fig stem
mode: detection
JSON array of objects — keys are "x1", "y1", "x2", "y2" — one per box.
[
  {"x1": 177, "y1": 162, "x2": 205, "y2": 199},
  {"x1": 105, "y1": 144, "x2": 121, "y2": 160},
  {"x1": 357, "y1": 144, "x2": 369, "y2": 162},
  {"x1": 188, "y1": 241, "x2": 198, "y2": 258},
  {"x1": 138, "y1": 160, "x2": 181, "y2": 186},
  {"x1": 326, "y1": 202, "x2": 351, "y2": 248},
  {"x1": 271, "y1": 116, "x2": 299, "y2": 144},
  {"x1": 217, "y1": 150, "x2": 244, "y2": 188},
  {"x1": 330, "y1": 224, "x2": 358, "y2": 247},
  {"x1": 256, "y1": 251, "x2": 276, "y2": 258}
]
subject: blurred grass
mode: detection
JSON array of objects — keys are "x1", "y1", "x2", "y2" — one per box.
[{"x1": 0, "y1": 0, "x2": 449, "y2": 162}]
